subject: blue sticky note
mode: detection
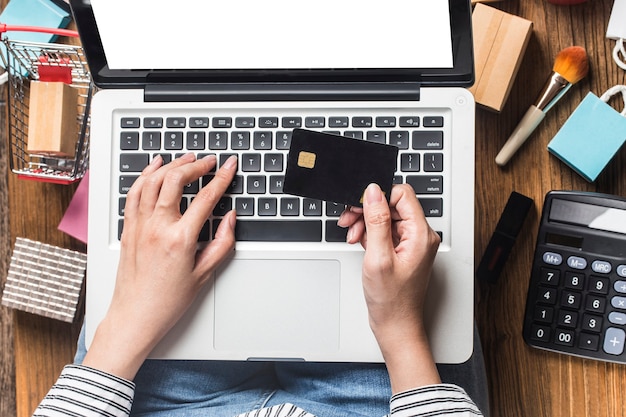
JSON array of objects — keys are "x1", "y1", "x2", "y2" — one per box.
[
  {"x1": 0, "y1": 0, "x2": 71, "y2": 74},
  {"x1": 548, "y1": 92, "x2": 626, "y2": 182}
]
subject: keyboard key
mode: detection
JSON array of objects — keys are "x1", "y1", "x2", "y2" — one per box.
[
  {"x1": 282, "y1": 116, "x2": 302, "y2": 128},
  {"x1": 557, "y1": 310, "x2": 578, "y2": 328},
  {"x1": 276, "y1": 131, "x2": 292, "y2": 150},
  {"x1": 247, "y1": 176, "x2": 266, "y2": 194},
  {"x1": 166, "y1": 117, "x2": 186, "y2": 128},
  {"x1": 253, "y1": 132, "x2": 273, "y2": 149},
  {"x1": 231, "y1": 132, "x2": 251, "y2": 150},
  {"x1": 164, "y1": 132, "x2": 184, "y2": 150},
  {"x1": 269, "y1": 175, "x2": 285, "y2": 194},
  {"x1": 413, "y1": 131, "x2": 444, "y2": 150},
  {"x1": 119, "y1": 175, "x2": 139, "y2": 194},
  {"x1": 144, "y1": 117, "x2": 163, "y2": 128},
  {"x1": 212, "y1": 117, "x2": 232, "y2": 128},
  {"x1": 389, "y1": 131, "x2": 409, "y2": 149},
  {"x1": 229, "y1": 220, "x2": 322, "y2": 242},
  {"x1": 326, "y1": 202, "x2": 345, "y2": 217},
  {"x1": 280, "y1": 197, "x2": 300, "y2": 216},
  {"x1": 376, "y1": 116, "x2": 396, "y2": 127},
  {"x1": 423, "y1": 116, "x2": 444, "y2": 127},
  {"x1": 530, "y1": 324, "x2": 551, "y2": 342},
  {"x1": 235, "y1": 117, "x2": 255, "y2": 128},
  {"x1": 579, "y1": 333, "x2": 600, "y2": 351},
  {"x1": 186, "y1": 132, "x2": 206, "y2": 150},
  {"x1": 264, "y1": 154, "x2": 284, "y2": 172},
  {"x1": 235, "y1": 197, "x2": 255, "y2": 216},
  {"x1": 241, "y1": 154, "x2": 262, "y2": 172},
  {"x1": 344, "y1": 131, "x2": 363, "y2": 139},
  {"x1": 399, "y1": 116, "x2": 420, "y2": 127},
  {"x1": 326, "y1": 220, "x2": 348, "y2": 242},
  {"x1": 213, "y1": 197, "x2": 232, "y2": 216},
  {"x1": 406, "y1": 176, "x2": 443, "y2": 194},
  {"x1": 423, "y1": 153, "x2": 444, "y2": 172},
  {"x1": 189, "y1": 117, "x2": 209, "y2": 128},
  {"x1": 120, "y1": 154, "x2": 149, "y2": 172},
  {"x1": 228, "y1": 175, "x2": 244, "y2": 194},
  {"x1": 259, "y1": 117, "x2": 279, "y2": 128},
  {"x1": 305, "y1": 117, "x2": 325, "y2": 128},
  {"x1": 366, "y1": 131, "x2": 386, "y2": 144},
  {"x1": 303, "y1": 198, "x2": 322, "y2": 216},
  {"x1": 352, "y1": 116, "x2": 373, "y2": 127},
  {"x1": 209, "y1": 132, "x2": 228, "y2": 150},
  {"x1": 554, "y1": 329, "x2": 575, "y2": 347},
  {"x1": 121, "y1": 117, "x2": 140, "y2": 128},
  {"x1": 258, "y1": 198, "x2": 277, "y2": 216},
  {"x1": 120, "y1": 132, "x2": 139, "y2": 150},
  {"x1": 418, "y1": 198, "x2": 442, "y2": 217},
  {"x1": 329, "y1": 116, "x2": 349, "y2": 127},
  {"x1": 401, "y1": 154, "x2": 420, "y2": 172},
  {"x1": 142, "y1": 132, "x2": 161, "y2": 150}
]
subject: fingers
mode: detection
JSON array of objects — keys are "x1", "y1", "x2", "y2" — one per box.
[
  {"x1": 182, "y1": 155, "x2": 237, "y2": 232},
  {"x1": 195, "y1": 210, "x2": 237, "y2": 278},
  {"x1": 362, "y1": 183, "x2": 395, "y2": 256}
]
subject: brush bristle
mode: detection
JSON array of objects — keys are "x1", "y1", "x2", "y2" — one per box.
[{"x1": 553, "y1": 46, "x2": 589, "y2": 84}]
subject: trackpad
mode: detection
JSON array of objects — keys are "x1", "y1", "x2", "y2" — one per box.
[{"x1": 214, "y1": 260, "x2": 341, "y2": 355}]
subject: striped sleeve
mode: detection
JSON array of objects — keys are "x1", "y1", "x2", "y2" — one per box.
[
  {"x1": 389, "y1": 384, "x2": 483, "y2": 417},
  {"x1": 33, "y1": 364, "x2": 135, "y2": 417},
  {"x1": 236, "y1": 403, "x2": 314, "y2": 417}
]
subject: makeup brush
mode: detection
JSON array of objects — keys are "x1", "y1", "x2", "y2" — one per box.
[{"x1": 495, "y1": 46, "x2": 589, "y2": 166}]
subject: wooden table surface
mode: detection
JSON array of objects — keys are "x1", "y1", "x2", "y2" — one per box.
[{"x1": 6, "y1": 1, "x2": 626, "y2": 416}]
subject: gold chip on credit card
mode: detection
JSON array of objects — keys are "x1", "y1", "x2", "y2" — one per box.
[{"x1": 297, "y1": 151, "x2": 317, "y2": 169}]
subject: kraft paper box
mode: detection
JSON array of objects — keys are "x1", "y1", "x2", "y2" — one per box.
[
  {"x1": 469, "y1": 4, "x2": 533, "y2": 112},
  {"x1": 27, "y1": 80, "x2": 79, "y2": 157}
]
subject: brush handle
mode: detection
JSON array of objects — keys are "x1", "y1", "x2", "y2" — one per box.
[{"x1": 495, "y1": 105, "x2": 546, "y2": 166}]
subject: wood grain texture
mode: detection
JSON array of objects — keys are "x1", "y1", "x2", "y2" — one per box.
[
  {"x1": 2, "y1": 1, "x2": 626, "y2": 417},
  {"x1": 475, "y1": 1, "x2": 626, "y2": 417}
]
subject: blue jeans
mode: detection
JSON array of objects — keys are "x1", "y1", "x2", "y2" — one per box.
[{"x1": 75, "y1": 326, "x2": 489, "y2": 417}]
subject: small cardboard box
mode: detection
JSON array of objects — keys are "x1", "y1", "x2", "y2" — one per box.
[
  {"x1": 27, "y1": 80, "x2": 79, "y2": 157},
  {"x1": 469, "y1": 4, "x2": 533, "y2": 112}
]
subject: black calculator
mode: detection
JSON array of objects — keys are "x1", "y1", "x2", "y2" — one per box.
[{"x1": 523, "y1": 191, "x2": 626, "y2": 363}]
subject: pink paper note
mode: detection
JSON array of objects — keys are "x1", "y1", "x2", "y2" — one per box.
[{"x1": 58, "y1": 170, "x2": 89, "y2": 243}]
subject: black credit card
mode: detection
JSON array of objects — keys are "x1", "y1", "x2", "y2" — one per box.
[{"x1": 283, "y1": 129, "x2": 398, "y2": 207}]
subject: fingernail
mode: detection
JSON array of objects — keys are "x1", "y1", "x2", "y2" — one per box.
[
  {"x1": 182, "y1": 152, "x2": 196, "y2": 161},
  {"x1": 202, "y1": 154, "x2": 217, "y2": 161},
  {"x1": 222, "y1": 155, "x2": 238, "y2": 170},
  {"x1": 346, "y1": 227, "x2": 354, "y2": 242},
  {"x1": 365, "y1": 183, "x2": 383, "y2": 204},
  {"x1": 150, "y1": 154, "x2": 162, "y2": 166}
]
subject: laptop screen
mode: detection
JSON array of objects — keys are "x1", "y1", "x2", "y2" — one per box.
[
  {"x1": 90, "y1": 0, "x2": 453, "y2": 71},
  {"x1": 70, "y1": 0, "x2": 473, "y2": 87}
]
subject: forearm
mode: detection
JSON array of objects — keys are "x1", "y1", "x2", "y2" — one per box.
[{"x1": 375, "y1": 324, "x2": 441, "y2": 394}]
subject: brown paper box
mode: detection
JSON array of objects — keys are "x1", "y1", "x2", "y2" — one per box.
[
  {"x1": 27, "y1": 81, "x2": 79, "y2": 157},
  {"x1": 469, "y1": 3, "x2": 533, "y2": 112}
]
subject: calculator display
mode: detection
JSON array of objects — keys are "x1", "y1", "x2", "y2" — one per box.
[
  {"x1": 545, "y1": 232, "x2": 584, "y2": 249},
  {"x1": 523, "y1": 191, "x2": 626, "y2": 364}
]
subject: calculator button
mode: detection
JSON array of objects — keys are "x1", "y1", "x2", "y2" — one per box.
[
  {"x1": 608, "y1": 312, "x2": 626, "y2": 325},
  {"x1": 567, "y1": 256, "x2": 587, "y2": 270},
  {"x1": 586, "y1": 295, "x2": 607, "y2": 313},
  {"x1": 557, "y1": 310, "x2": 578, "y2": 328},
  {"x1": 564, "y1": 272, "x2": 585, "y2": 290},
  {"x1": 581, "y1": 314, "x2": 603, "y2": 332},
  {"x1": 539, "y1": 268, "x2": 560, "y2": 286},
  {"x1": 554, "y1": 329, "x2": 575, "y2": 347},
  {"x1": 561, "y1": 291, "x2": 581, "y2": 309},
  {"x1": 614, "y1": 280, "x2": 626, "y2": 293},
  {"x1": 537, "y1": 286, "x2": 557, "y2": 305},
  {"x1": 603, "y1": 327, "x2": 626, "y2": 355},
  {"x1": 617, "y1": 265, "x2": 626, "y2": 277},
  {"x1": 588, "y1": 276, "x2": 610, "y2": 294},
  {"x1": 612, "y1": 296, "x2": 626, "y2": 310},
  {"x1": 530, "y1": 324, "x2": 551, "y2": 342},
  {"x1": 533, "y1": 306, "x2": 554, "y2": 323},
  {"x1": 579, "y1": 333, "x2": 600, "y2": 351},
  {"x1": 543, "y1": 252, "x2": 563, "y2": 265},
  {"x1": 591, "y1": 260, "x2": 612, "y2": 274}
]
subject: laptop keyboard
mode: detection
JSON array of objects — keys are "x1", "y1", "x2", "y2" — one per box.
[{"x1": 116, "y1": 110, "x2": 446, "y2": 243}]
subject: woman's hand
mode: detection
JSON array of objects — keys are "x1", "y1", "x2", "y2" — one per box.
[
  {"x1": 83, "y1": 153, "x2": 237, "y2": 380},
  {"x1": 338, "y1": 183, "x2": 442, "y2": 393}
]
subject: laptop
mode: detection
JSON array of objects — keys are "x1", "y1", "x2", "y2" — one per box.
[{"x1": 71, "y1": 0, "x2": 476, "y2": 364}]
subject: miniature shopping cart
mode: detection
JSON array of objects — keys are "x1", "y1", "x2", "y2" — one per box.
[{"x1": 1, "y1": 24, "x2": 93, "y2": 184}]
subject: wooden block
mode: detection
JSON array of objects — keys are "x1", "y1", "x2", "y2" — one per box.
[
  {"x1": 27, "y1": 81, "x2": 79, "y2": 157},
  {"x1": 469, "y1": 4, "x2": 533, "y2": 112}
]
